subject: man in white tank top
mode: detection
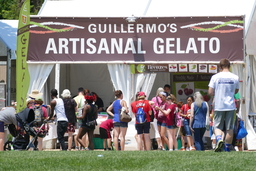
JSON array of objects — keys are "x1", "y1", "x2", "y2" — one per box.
[{"x1": 47, "y1": 89, "x2": 68, "y2": 151}]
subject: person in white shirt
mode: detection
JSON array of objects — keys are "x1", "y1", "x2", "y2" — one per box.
[
  {"x1": 47, "y1": 89, "x2": 68, "y2": 151},
  {"x1": 208, "y1": 58, "x2": 239, "y2": 152}
]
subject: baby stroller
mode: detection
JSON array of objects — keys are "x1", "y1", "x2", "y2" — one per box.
[{"x1": 4, "y1": 108, "x2": 48, "y2": 151}]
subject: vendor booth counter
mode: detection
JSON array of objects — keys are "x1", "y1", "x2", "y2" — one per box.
[
  {"x1": 42, "y1": 117, "x2": 210, "y2": 150},
  {"x1": 42, "y1": 113, "x2": 109, "y2": 150}
]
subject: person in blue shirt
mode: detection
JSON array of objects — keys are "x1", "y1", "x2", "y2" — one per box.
[{"x1": 189, "y1": 92, "x2": 209, "y2": 151}]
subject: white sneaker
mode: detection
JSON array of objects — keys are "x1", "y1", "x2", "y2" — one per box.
[
  {"x1": 186, "y1": 147, "x2": 190, "y2": 151},
  {"x1": 190, "y1": 147, "x2": 196, "y2": 151}
]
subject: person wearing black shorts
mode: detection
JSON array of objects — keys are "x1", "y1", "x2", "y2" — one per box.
[
  {"x1": 100, "y1": 119, "x2": 114, "y2": 150},
  {"x1": 131, "y1": 92, "x2": 152, "y2": 151}
]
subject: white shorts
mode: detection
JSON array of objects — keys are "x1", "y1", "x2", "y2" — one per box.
[
  {"x1": 73, "y1": 128, "x2": 79, "y2": 135},
  {"x1": 153, "y1": 118, "x2": 160, "y2": 138}
]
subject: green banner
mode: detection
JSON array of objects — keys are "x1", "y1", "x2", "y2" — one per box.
[
  {"x1": 16, "y1": 0, "x2": 30, "y2": 112},
  {"x1": 130, "y1": 64, "x2": 169, "y2": 74}
]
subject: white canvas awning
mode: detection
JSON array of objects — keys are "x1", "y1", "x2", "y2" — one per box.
[
  {"x1": 0, "y1": 20, "x2": 18, "y2": 59},
  {"x1": 38, "y1": 0, "x2": 255, "y2": 30},
  {"x1": 245, "y1": 1, "x2": 256, "y2": 55}
]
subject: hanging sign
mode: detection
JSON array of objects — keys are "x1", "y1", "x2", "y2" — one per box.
[
  {"x1": 28, "y1": 16, "x2": 244, "y2": 63},
  {"x1": 130, "y1": 64, "x2": 169, "y2": 73},
  {"x1": 131, "y1": 63, "x2": 217, "y2": 74}
]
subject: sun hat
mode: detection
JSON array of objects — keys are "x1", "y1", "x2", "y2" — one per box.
[
  {"x1": 26, "y1": 98, "x2": 34, "y2": 105},
  {"x1": 160, "y1": 92, "x2": 167, "y2": 97},
  {"x1": 35, "y1": 95, "x2": 43, "y2": 101},
  {"x1": 61, "y1": 89, "x2": 71, "y2": 98},
  {"x1": 29, "y1": 90, "x2": 43, "y2": 99}
]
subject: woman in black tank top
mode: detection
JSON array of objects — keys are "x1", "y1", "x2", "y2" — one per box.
[{"x1": 76, "y1": 93, "x2": 97, "y2": 150}]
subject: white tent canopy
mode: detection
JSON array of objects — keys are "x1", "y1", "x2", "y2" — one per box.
[
  {"x1": 33, "y1": 0, "x2": 256, "y2": 150},
  {"x1": 38, "y1": 0, "x2": 255, "y2": 30},
  {"x1": 1, "y1": 0, "x2": 256, "y2": 150}
]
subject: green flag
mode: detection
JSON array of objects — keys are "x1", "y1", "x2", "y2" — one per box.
[{"x1": 16, "y1": 0, "x2": 30, "y2": 112}]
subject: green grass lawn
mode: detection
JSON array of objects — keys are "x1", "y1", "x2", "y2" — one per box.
[{"x1": 0, "y1": 150, "x2": 255, "y2": 171}]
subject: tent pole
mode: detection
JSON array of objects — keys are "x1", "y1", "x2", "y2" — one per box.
[
  {"x1": 143, "y1": 0, "x2": 152, "y2": 16},
  {"x1": 7, "y1": 48, "x2": 11, "y2": 106},
  {"x1": 55, "y1": 63, "x2": 60, "y2": 94}
]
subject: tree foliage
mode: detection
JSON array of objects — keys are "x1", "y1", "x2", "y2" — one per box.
[{"x1": 0, "y1": 0, "x2": 44, "y2": 19}]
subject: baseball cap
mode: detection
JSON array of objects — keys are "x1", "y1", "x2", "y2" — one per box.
[{"x1": 137, "y1": 92, "x2": 146, "y2": 97}]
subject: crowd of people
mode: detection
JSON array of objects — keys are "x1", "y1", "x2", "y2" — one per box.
[{"x1": 0, "y1": 58, "x2": 243, "y2": 152}]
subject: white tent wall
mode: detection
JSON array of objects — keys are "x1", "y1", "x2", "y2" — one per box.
[
  {"x1": 46, "y1": 64, "x2": 115, "y2": 108},
  {"x1": 43, "y1": 63, "x2": 159, "y2": 150},
  {"x1": 28, "y1": 64, "x2": 54, "y2": 101},
  {"x1": 107, "y1": 64, "x2": 132, "y2": 108},
  {"x1": 45, "y1": 63, "x2": 160, "y2": 112},
  {"x1": 148, "y1": 73, "x2": 171, "y2": 100},
  {"x1": 133, "y1": 73, "x2": 156, "y2": 100},
  {"x1": 245, "y1": 0, "x2": 256, "y2": 55},
  {"x1": 244, "y1": 1, "x2": 256, "y2": 150},
  {"x1": 244, "y1": 55, "x2": 256, "y2": 150}
]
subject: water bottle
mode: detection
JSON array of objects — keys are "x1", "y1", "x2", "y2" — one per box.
[{"x1": 10, "y1": 144, "x2": 14, "y2": 151}]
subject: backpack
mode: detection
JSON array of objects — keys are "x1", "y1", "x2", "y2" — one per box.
[
  {"x1": 34, "y1": 105, "x2": 44, "y2": 126},
  {"x1": 136, "y1": 107, "x2": 146, "y2": 124},
  {"x1": 174, "y1": 107, "x2": 182, "y2": 127},
  {"x1": 150, "y1": 107, "x2": 154, "y2": 122}
]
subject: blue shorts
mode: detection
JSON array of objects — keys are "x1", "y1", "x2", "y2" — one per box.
[
  {"x1": 114, "y1": 122, "x2": 128, "y2": 128},
  {"x1": 135, "y1": 122, "x2": 150, "y2": 134},
  {"x1": 183, "y1": 119, "x2": 192, "y2": 136},
  {"x1": 166, "y1": 125, "x2": 175, "y2": 129},
  {"x1": 157, "y1": 121, "x2": 167, "y2": 127},
  {"x1": 0, "y1": 121, "x2": 4, "y2": 132}
]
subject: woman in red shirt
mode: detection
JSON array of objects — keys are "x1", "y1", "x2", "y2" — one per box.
[
  {"x1": 155, "y1": 92, "x2": 169, "y2": 150},
  {"x1": 157, "y1": 94, "x2": 178, "y2": 151},
  {"x1": 166, "y1": 95, "x2": 178, "y2": 151},
  {"x1": 131, "y1": 92, "x2": 152, "y2": 151},
  {"x1": 180, "y1": 96, "x2": 196, "y2": 151}
]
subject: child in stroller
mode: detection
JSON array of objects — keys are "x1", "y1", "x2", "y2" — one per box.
[{"x1": 1, "y1": 107, "x2": 48, "y2": 151}]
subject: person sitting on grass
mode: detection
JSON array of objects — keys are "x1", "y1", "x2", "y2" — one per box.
[{"x1": 99, "y1": 119, "x2": 114, "y2": 150}]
